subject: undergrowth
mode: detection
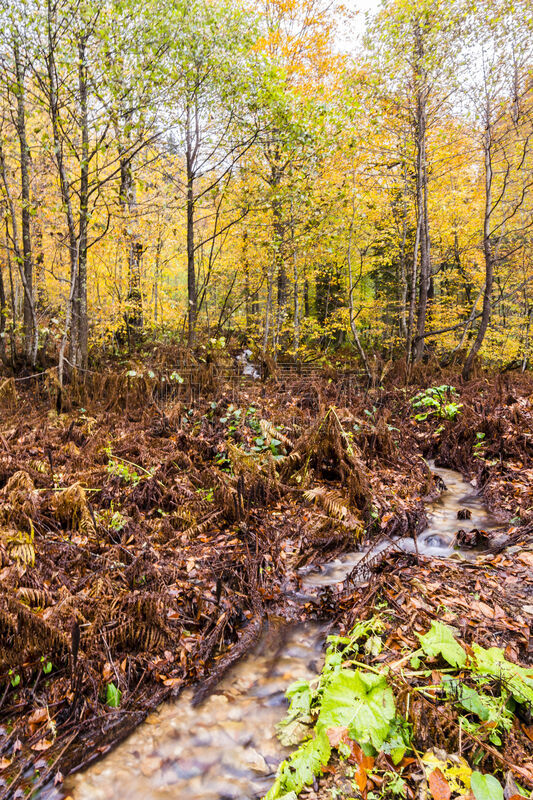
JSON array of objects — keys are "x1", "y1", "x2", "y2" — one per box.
[{"x1": 263, "y1": 617, "x2": 533, "y2": 800}]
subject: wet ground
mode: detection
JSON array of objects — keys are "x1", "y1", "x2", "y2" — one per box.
[{"x1": 57, "y1": 464, "x2": 499, "y2": 800}]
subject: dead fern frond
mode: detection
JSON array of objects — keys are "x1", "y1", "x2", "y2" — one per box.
[
  {"x1": 182, "y1": 510, "x2": 222, "y2": 539},
  {"x1": 3, "y1": 470, "x2": 39, "y2": 519},
  {"x1": 16, "y1": 587, "x2": 54, "y2": 608},
  {"x1": 0, "y1": 595, "x2": 70, "y2": 670},
  {"x1": 5, "y1": 527, "x2": 35, "y2": 568},
  {"x1": 282, "y1": 406, "x2": 370, "y2": 511},
  {"x1": 53, "y1": 483, "x2": 96, "y2": 537},
  {"x1": 304, "y1": 486, "x2": 348, "y2": 520},
  {"x1": 173, "y1": 508, "x2": 196, "y2": 524},
  {"x1": 104, "y1": 621, "x2": 166, "y2": 653},
  {"x1": 227, "y1": 443, "x2": 261, "y2": 477},
  {"x1": 29, "y1": 460, "x2": 49, "y2": 474},
  {"x1": 259, "y1": 419, "x2": 292, "y2": 447}
]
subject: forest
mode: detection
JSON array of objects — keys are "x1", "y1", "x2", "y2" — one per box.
[{"x1": 0, "y1": 0, "x2": 532, "y2": 799}]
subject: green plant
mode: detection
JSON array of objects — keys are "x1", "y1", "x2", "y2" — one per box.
[
  {"x1": 382, "y1": 771, "x2": 407, "y2": 798},
  {"x1": 473, "y1": 432, "x2": 486, "y2": 457},
  {"x1": 9, "y1": 669, "x2": 20, "y2": 688},
  {"x1": 220, "y1": 405, "x2": 242, "y2": 435},
  {"x1": 40, "y1": 656, "x2": 53, "y2": 675},
  {"x1": 471, "y1": 772, "x2": 504, "y2": 800},
  {"x1": 104, "y1": 445, "x2": 152, "y2": 486},
  {"x1": 106, "y1": 682, "x2": 122, "y2": 708},
  {"x1": 196, "y1": 487, "x2": 215, "y2": 503},
  {"x1": 263, "y1": 618, "x2": 533, "y2": 800},
  {"x1": 411, "y1": 385, "x2": 462, "y2": 421},
  {"x1": 98, "y1": 505, "x2": 128, "y2": 532},
  {"x1": 264, "y1": 618, "x2": 410, "y2": 800}
]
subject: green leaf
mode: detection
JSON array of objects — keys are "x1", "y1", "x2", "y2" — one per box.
[
  {"x1": 276, "y1": 680, "x2": 314, "y2": 746},
  {"x1": 265, "y1": 731, "x2": 331, "y2": 799},
  {"x1": 442, "y1": 677, "x2": 490, "y2": 721},
  {"x1": 106, "y1": 682, "x2": 122, "y2": 708},
  {"x1": 418, "y1": 622, "x2": 466, "y2": 667},
  {"x1": 317, "y1": 669, "x2": 395, "y2": 751},
  {"x1": 471, "y1": 772, "x2": 504, "y2": 800},
  {"x1": 472, "y1": 644, "x2": 533, "y2": 706}
]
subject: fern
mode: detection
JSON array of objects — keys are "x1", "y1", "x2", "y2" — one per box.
[
  {"x1": 259, "y1": 419, "x2": 293, "y2": 447},
  {"x1": 6, "y1": 526, "x2": 35, "y2": 568},
  {"x1": 304, "y1": 487, "x2": 349, "y2": 520}
]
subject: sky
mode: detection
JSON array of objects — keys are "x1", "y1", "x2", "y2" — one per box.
[{"x1": 336, "y1": 0, "x2": 383, "y2": 53}]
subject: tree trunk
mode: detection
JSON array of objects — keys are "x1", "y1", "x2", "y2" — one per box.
[
  {"x1": 463, "y1": 125, "x2": 493, "y2": 380},
  {"x1": 46, "y1": 0, "x2": 78, "y2": 387},
  {"x1": 412, "y1": 20, "x2": 431, "y2": 363},
  {"x1": 0, "y1": 256, "x2": 6, "y2": 364},
  {"x1": 77, "y1": 35, "x2": 89, "y2": 369},
  {"x1": 0, "y1": 140, "x2": 38, "y2": 367},
  {"x1": 347, "y1": 199, "x2": 371, "y2": 380},
  {"x1": 14, "y1": 40, "x2": 35, "y2": 364},
  {"x1": 186, "y1": 98, "x2": 197, "y2": 346},
  {"x1": 412, "y1": 31, "x2": 431, "y2": 361},
  {"x1": 119, "y1": 155, "x2": 143, "y2": 342}
]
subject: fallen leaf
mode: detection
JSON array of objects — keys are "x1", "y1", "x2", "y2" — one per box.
[
  {"x1": 162, "y1": 677, "x2": 182, "y2": 687},
  {"x1": 522, "y1": 724, "x2": 533, "y2": 742},
  {"x1": 429, "y1": 768, "x2": 452, "y2": 800},
  {"x1": 31, "y1": 738, "x2": 53, "y2": 752},
  {"x1": 473, "y1": 601, "x2": 494, "y2": 619},
  {"x1": 28, "y1": 707, "x2": 48, "y2": 725}
]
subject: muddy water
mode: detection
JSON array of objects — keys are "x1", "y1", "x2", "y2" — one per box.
[{"x1": 60, "y1": 463, "x2": 498, "y2": 800}]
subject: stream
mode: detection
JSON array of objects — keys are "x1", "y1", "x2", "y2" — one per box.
[{"x1": 58, "y1": 464, "x2": 500, "y2": 800}]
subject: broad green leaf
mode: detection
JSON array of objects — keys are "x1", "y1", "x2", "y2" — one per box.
[
  {"x1": 471, "y1": 772, "x2": 504, "y2": 800},
  {"x1": 472, "y1": 644, "x2": 533, "y2": 705},
  {"x1": 106, "y1": 682, "x2": 122, "y2": 708},
  {"x1": 442, "y1": 677, "x2": 490, "y2": 721},
  {"x1": 317, "y1": 669, "x2": 395, "y2": 750},
  {"x1": 418, "y1": 622, "x2": 466, "y2": 667}
]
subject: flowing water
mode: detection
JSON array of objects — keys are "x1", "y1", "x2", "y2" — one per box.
[
  {"x1": 58, "y1": 463, "x2": 500, "y2": 800},
  {"x1": 301, "y1": 463, "x2": 501, "y2": 588}
]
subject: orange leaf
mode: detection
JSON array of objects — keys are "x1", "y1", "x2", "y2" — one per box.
[
  {"x1": 326, "y1": 726, "x2": 349, "y2": 747},
  {"x1": 522, "y1": 724, "x2": 533, "y2": 742},
  {"x1": 31, "y1": 738, "x2": 53, "y2": 752},
  {"x1": 353, "y1": 762, "x2": 368, "y2": 793},
  {"x1": 28, "y1": 707, "x2": 48, "y2": 725},
  {"x1": 428, "y1": 768, "x2": 451, "y2": 800}
]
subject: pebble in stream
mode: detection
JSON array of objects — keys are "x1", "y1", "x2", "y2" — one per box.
[{"x1": 60, "y1": 624, "x2": 328, "y2": 800}]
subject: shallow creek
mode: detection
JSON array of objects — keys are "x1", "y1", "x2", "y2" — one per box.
[
  {"x1": 59, "y1": 464, "x2": 499, "y2": 800},
  {"x1": 302, "y1": 463, "x2": 500, "y2": 588}
]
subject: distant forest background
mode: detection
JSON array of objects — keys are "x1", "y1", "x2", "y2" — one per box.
[{"x1": 0, "y1": 0, "x2": 532, "y2": 381}]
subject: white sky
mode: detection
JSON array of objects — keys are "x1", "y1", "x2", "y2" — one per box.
[{"x1": 336, "y1": 0, "x2": 383, "y2": 53}]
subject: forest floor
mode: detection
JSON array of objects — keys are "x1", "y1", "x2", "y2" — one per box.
[{"x1": 0, "y1": 359, "x2": 532, "y2": 799}]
